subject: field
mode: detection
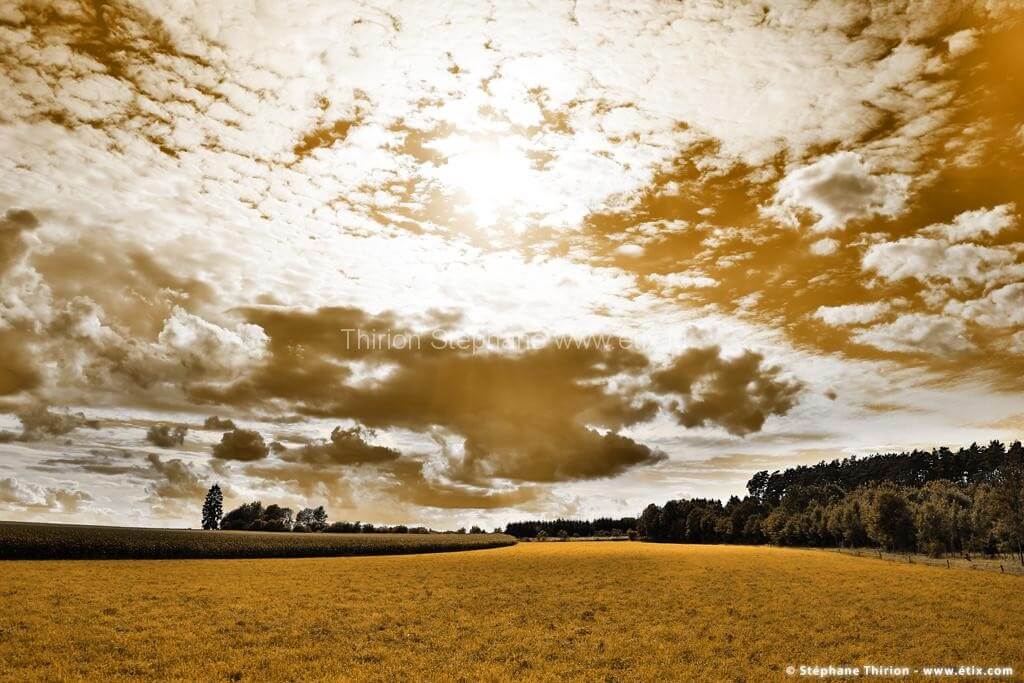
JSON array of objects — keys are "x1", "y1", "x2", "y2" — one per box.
[
  {"x1": 1, "y1": 542, "x2": 1021, "y2": 681},
  {"x1": 0, "y1": 522, "x2": 515, "y2": 560}
]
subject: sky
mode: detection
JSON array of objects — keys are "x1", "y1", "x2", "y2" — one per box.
[{"x1": 1, "y1": 0, "x2": 1024, "y2": 530}]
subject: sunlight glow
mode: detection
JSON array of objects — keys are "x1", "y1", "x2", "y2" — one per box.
[{"x1": 434, "y1": 136, "x2": 536, "y2": 229}]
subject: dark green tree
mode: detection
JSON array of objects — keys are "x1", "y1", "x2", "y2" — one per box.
[{"x1": 201, "y1": 484, "x2": 223, "y2": 530}]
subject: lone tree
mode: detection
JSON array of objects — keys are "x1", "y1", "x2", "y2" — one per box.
[{"x1": 202, "y1": 484, "x2": 224, "y2": 530}]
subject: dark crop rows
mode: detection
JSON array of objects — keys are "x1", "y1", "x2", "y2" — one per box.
[{"x1": 0, "y1": 522, "x2": 517, "y2": 560}]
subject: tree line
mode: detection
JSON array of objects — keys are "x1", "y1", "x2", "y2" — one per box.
[
  {"x1": 504, "y1": 441, "x2": 1024, "y2": 562},
  {"x1": 503, "y1": 517, "x2": 637, "y2": 539},
  {"x1": 643, "y1": 440, "x2": 1024, "y2": 561},
  {"x1": 200, "y1": 486, "x2": 493, "y2": 535}
]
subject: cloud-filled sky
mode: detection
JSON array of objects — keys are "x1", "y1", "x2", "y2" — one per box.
[{"x1": 1, "y1": 0, "x2": 1023, "y2": 528}]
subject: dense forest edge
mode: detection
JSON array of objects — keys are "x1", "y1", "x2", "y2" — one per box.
[{"x1": 506, "y1": 441, "x2": 1024, "y2": 564}]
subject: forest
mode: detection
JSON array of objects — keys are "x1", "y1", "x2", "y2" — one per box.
[{"x1": 509, "y1": 441, "x2": 1024, "y2": 561}]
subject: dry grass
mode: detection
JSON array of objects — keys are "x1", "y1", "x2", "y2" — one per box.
[
  {"x1": 0, "y1": 522, "x2": 515, "y2": 560},
  {"x1": 823, "y1": 546, "x2": 1024, "y2": 576},
  {"x1": 1, "y1": 542, "x2": 1021, "y2": 681}
]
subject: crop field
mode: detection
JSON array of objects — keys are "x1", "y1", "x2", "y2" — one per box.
[
  {"x1": 1, "y1": 542, "x2": 1021, "y2": 681},
  {"x1": 0, "y1": 522, "x2": 515, "y2": 560}
]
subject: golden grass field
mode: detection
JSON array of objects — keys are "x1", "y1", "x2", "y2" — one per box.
[{"x1": 1, "y1": 542, "x2": 1021, "y2": 681}]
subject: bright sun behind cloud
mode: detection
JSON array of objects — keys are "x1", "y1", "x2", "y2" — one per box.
[{"x1": 431, "y1": 135, "x2": 536, "y2": 230}]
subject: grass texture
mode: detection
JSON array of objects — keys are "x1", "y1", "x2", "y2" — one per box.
[
  {"x1": 0, "y1": 521, "x2": 515, "y2": 560},
  {"x1": 0, "y1": 542, "x2": 1021, "y2": 680}
]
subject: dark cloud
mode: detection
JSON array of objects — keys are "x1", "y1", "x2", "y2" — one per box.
[
  {"x1": 145, "y1": 453, "x2": 207, "y2": 500},
  {"x1": 282, "y1": 425, "x2": 401, "y2": 466},
  {"x1": 292, "y1": 117, "x2": 356, "y2": 161},
  {"x1": 0, "y1": 333, "x2": 38, "y2": 397},
  {"x1": 195, "y1": 306, "x2": 665, "y2": 484},
  {"x1": 32, "y1": 451, "x2": 143, "y2": 477},
  {"x1": 0, "y1": 210, "x2": 42, "y2": 396},
  {"x1": 14, "y1": 404, "x2": 100, "y2": 441},
  {"x1": 651, "y1": 346, "x2": 803, "y2": 436},
  {"x1": 145, "y1": 423, "x2": 187, "y2": 448},
  {"x1": 203, "y1": 416, "x2": 236, "y2": 431},
  {"x1": 32, "y1": 236, "x2": 215, "y2": 339},
  {"x1": 0, "y1": 209, "x2": 40, "y2": 275},
  {"x1": 456, "y1": 425, "x2": 666, "y2": 484},
  {"x1": 211, "y1": 428, "x2": 269, "y2": 461}
]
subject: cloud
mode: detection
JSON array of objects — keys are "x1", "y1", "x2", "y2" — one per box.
[
  {"x1": 648, "y1": 272, "x2": 718, "y2": 289},
  {"x1": 809, "y1": 238, "x2": 840, "y2": 256},
  {"x1": 155, "y1": 307, "x2": 269, "y2": 378},
  {"x1": 203, "y1": 416, "x2": 237, "y2": 431},
  {"x1": 650, "y1": 346, "x2": 803, "y2": 436},
  {"x1": 33, "y1": 451, "x2": 142, "y2": 477},
  {"x1": 951, "y1": 283, "x2": 1024, "y2": 328},
  {"x1": 0, "y1": 330, "x2": 38, "y2": 397},
  {"x1": 814, "y1": 303, "x2": 890, "y2": 327},
  {"x1": 921, "y1": 204, "x2": 1016, "y2": 242},
  {"x1": 14, "y1": 404, "x2": 99, "y2": 441},
  {"x1": 455, "y1": 424, "x2": 667, "y2": 484},
  {"x1": 0, "y1": 209, "x2": 43, "y2": 397},
  {"x1": 195, "y1": 306, "x2": 665, "y2": 484},
  {"x1": 863, "y1": 237, "x2": 1020, "y2": 287},
  {"x1": 1009, "y1": 331, "x2": 1024, "y2": 355},
  {"x1": 852, "y1": 313, "x2": 971, "y2": 357},
  {"x1": 614, "y1": 244, "x2": 644, "y2": 257},
  {"x1": 282, "y1": 425, "x2": 401, "y2": 466},
  {"x1": 387, "y1": 459, "x2": 540, "y2": 509},
  {"x1": 144, "y1": 453, "x2": 207, "y2": 501},
  {"x1": 145, "y1": 424, "x2": 188, "y2": 448},
  {"x1": 0, "y1": 208, "x2": 40, "y2": 275},
  {"x1": 0, "y1": 477, "x2": 92, "y2": 513},
  {"x1": 770, "y1": 152, "x2": 910, "y2": 232},
  {"x1": 0, "y1": 0, "x2": 1018, "y2": 525},
  {"x1": 946, "y1": 28, "x2": 978, "y2": 57},
  {"x1": 211, "y1": 428, "x2": 270, "y2": 461}
]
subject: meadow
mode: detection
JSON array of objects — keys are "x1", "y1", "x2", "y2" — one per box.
[
  {"x1": 0, "y1": 521, "x2": 515, "y2": 560},
  {"x1": 0, "y1": 542, "x2": 1020, "y2": 681}
]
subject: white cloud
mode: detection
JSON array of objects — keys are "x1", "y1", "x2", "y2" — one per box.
[
  {"x1": 950, "y1": 283, "x2": 1024, "y2": 328},
  {"x1": 809, "y1": 238, "x2": 840, "y2": 256},
  {"x1": 863, "y1": 237, "x2": 1021, "y2": 288},
  {"x1": 156, "y1": 307, "x2": 269, "y2": 377},
  {"x1": 853, "y1": 313, "x2": 972, "y2": 357},
  {"x1": 920, "y1": 204, "x2": 1017, "y2": 242},
  {"x1": 648, "y1": 272, "x2": 718, "y2": 289},
  {"x1": 814, "y1": 303, "x2": 890, "y2": 327},
  {"x1": 770, "y1": 152, "x2": 910, "y2": 232},
  {"x1": 0, "y1": 477, "x2": 92, "y2": 513},
  {"x1": 1008, "y1": 331, "x2": 1024, "y2": 355},
  {"x1": 615, "y1": 244, "x2": 645, "y2": 257},
  {"x1": 946, "y1": 29, "x2": 978, "y2": 57}
]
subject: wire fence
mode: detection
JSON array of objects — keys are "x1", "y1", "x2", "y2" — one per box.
[{"x1": 824, "y1": 546, "x2": 1024, "y2": 576}]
